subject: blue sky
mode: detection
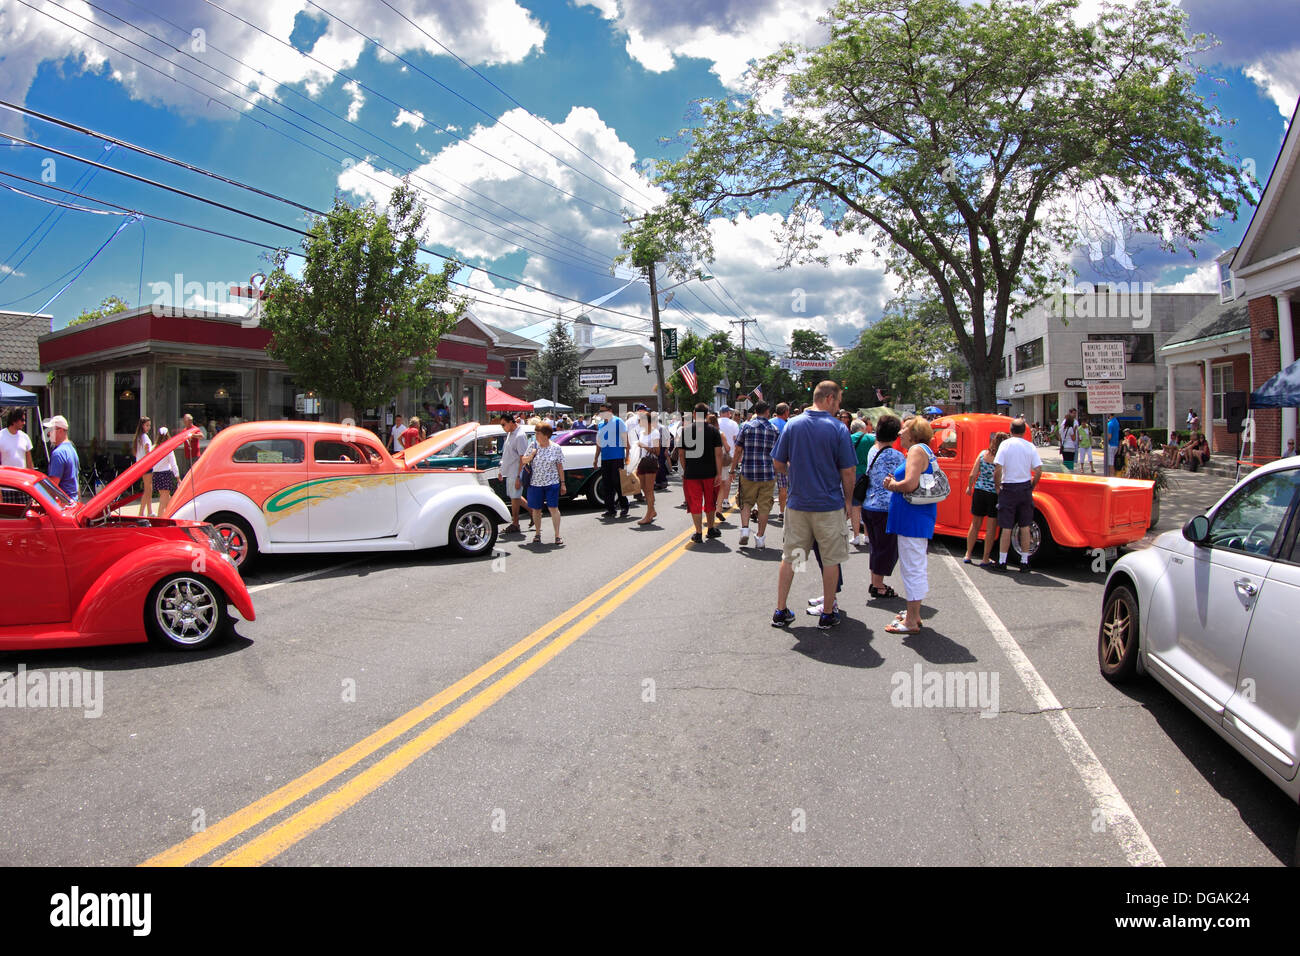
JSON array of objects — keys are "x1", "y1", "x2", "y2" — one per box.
[{"x1": 0, "y1": 0, "x2": 1294, "y2": 354}]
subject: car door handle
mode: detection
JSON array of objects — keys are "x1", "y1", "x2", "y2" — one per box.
[{"x1": 1234, "y1": 579, "x2": 1257, "y2": 597}]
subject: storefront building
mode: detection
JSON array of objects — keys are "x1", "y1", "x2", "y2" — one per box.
[
  {"x1": 995, "y1": 291, "x2": 1213, "y2": 432},
  {"x1": 38, "y1": 306, "x2": 496, "y2": 459}
]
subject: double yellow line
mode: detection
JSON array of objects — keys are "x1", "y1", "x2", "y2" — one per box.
[{"x1": 142, "y1": 522, "x2": 699, "y2": 867}]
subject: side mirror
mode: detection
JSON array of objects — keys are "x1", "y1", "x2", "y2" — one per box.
[{"x1": 1182, "y1": 514, "x2": 1210, "y2": 544}]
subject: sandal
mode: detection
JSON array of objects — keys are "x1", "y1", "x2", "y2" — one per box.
[
  {"x1": 884, "y1": 621, "x2": 921, "y2": 635},
  {"x1": 554, "y1": 537, "x2": 564, "y2": 546},
  {"x1": 868, "y1": 585, "x2": 897, "y2": 599},
  {"x1": 532, "y1": 532, "x2": 542, "y2": 544}
]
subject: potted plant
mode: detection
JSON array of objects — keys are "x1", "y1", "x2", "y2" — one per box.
[{"x1": 1122, "y1": 451, "x2": 1171, "y2": 529}]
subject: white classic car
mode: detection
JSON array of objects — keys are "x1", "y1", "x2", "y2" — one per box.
[
  {"x1": 164, "y1": 421, "x2": 510, "y2": 569},
  {"x1": 1099, "y1": 455, "x2": 1300, "y2": 807}
]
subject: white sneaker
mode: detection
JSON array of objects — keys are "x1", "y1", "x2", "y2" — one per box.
[
  {"x1": 754, "y1": 534, "x2": 765, "y2": 549},
  {"x1": 806, "y1": 600, "x2": 839, "y2": 616},
  {"x1": 855, "y1": 534, "x2": 867, "y2": 546},
  {"x1": 739, "y1": 528, "x2": 749, "y2": 545}
]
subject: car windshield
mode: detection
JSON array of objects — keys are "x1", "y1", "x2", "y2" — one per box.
[{"x1": 37, "y1": 478, "x2": 73, "y2": 510}]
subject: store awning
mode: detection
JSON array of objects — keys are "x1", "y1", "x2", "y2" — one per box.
[
  {"x1": 0, "y1": 381, "x2": 39, "y2": 406},
  {"x1": 485, "y1": 384, "x2": 533, "y2": 412},
  {"x1": 1250, "y1": 358, "x2": 1300, "y2": 409}
]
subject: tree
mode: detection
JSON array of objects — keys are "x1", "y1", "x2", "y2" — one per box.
[
  {"x1": 654, "y1": 0, "x2": 1251, "y2": 409},
  {"x1": 69, "y1": 295, "x2": 129, "y2": 326},
  {"x1": 527, "y1": 320, "x2": 582, "y2": 408},
  {"x1": 835, "y1": 299, "x2": 964, "y2": 409},
  {"x1": 787, "y1": 329, "x2": 834, "y2": 395},
  {"x1": 261, "y1": 183, "x2": 464, "y2": 416},
  {"x1": 667, "y1": 330, "x2": 728, "y2": 409}
]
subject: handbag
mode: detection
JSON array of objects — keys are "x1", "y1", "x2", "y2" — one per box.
[
  {"x1": 902, "y1": 446, "x2": 951, "y2": 505},
  {"x1": 619, "y1": 469, "x2": 640, "y2": 496},
  {"x1": 853, "y1": 443, "x2": 883, "y2": 502}
]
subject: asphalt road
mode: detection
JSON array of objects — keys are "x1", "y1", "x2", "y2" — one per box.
[{"x1": 2, "y1": 473, "x2": 1296, "y2": 867}]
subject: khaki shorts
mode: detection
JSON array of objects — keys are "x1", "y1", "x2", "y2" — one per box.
[
  {"x1": 737, "y1": 478, "x2": 775, "y2": 514},
  {"x1": 782, "y1": 507, "x2": 850, "y2": 567}
]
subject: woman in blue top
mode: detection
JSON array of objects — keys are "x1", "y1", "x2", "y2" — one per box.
[
  {"x1": 963, "y1": 431, "x2": 1008, "y2": 565},
  {"x1": 882, "y1": 417, "x2": 938, "y2": 635},
  {"x1": 862, "y1": 415, "x2": 906, "y2": 600}
]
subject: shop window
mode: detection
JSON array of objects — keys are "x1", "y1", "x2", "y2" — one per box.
[
  {"x1": 59, "y1": 373, "x2": 96, "y2": 451},
  {"x1": 1086, "y1": 333, "x2": 1155, "y2": 364},
  {"x1": 1211, "y1": 365, "x2": 1234, "y2": 422},
  {"x1": 509, "y1": 359, "x2": 527, "y2": 379},
  {"x1": 113, "y1": 370, "x2": 142, "y2": 436},
  {"x1": 1015, "y1": 338, "x2": 1044, "y2": 372},
  {"x1": 174, "y1": 367, "x2": 252, "y2": 437}
]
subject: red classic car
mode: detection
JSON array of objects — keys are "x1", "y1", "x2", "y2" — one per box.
[{"x1": 0, "y1": 427, "x2": 255, "y2": 651}]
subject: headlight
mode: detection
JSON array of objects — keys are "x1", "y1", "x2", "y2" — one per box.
[{"x1": 185, "y1": 525, "x2": 228, "y2": 553}]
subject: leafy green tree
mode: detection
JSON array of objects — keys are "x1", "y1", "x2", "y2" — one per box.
[
  {"x1": 786, "y1": 329, "x2": 834, "y2": 395},
  {"x1": 262, "y1": 183, "x2": 464, "y2": 416},
  {"x1": 527, "y1": 320, "x2": 582, "y2": 408},
  {"x1": 69, "y1": 294, "x2": 129, "y2": 326},
  {"x1": 836, "y1": 300, "x2": 964, "y2": 409},
  {"x1": 653, "y1": 0, "x2": 1251, "y2": 409}
]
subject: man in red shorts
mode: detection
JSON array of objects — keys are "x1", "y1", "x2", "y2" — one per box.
[{"x1": 675, "y1": 402, "x2": 725, "y2": 543}]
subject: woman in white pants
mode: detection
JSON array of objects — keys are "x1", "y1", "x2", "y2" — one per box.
[{"x1": 881, "y1": 417, "x2": 939, "y2": 634}]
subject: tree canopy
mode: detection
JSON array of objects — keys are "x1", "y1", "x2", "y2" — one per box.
[
  {"x1": 69, "y1": 295, "x2": 129, "y2": 326},
  {"x1": 527, "y1": 320, "x2": 583, "y2": 408},
  {"x1": 835, "y1": 299, "x2": 964, "y2": 409},
  {"x1": 261, "y1": 183, "x2": 464, "y2": 416},
  {"x1": 653, "y1": 0, "x2": 1251, "y2": 408}
]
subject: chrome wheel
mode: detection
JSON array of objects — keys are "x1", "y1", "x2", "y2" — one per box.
[
  {"x1": 212, "y1": 522, "x2": 248, "y2": 565},
  {"x1": 452, "y1": 507, "x2": 494, "y2": 556},
  {"x1": 154, "y1": 577, "x2": 220, "y2": 646}
]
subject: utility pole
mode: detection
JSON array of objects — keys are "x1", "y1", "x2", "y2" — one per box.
[
  {"x1": 729, "y1": 316, "x2": 758, "y2": 406},
  {"x1": 647, "y1": 263, "x2": 668, "y2": 417}
]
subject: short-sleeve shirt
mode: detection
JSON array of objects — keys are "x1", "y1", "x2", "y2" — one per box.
[
  {"x1": 717, "y1": 416, "x2": 740, "y2": 453},
  {"x1": 1107, "y1": 418, "x2": 1121, "y2": 447},
  {"x1": 851, "y1": 431, "x2": 876, "y2": 477},
  {"x1": 525, "y1": 442, "x2": 564, "y2": 486},
  {"x1": 771, "y1": 409, "x2": 857, "y2": 512},
  {"x1": 0, "y1": 428, "x2": 33, "y2": 468},
  {"x1": 401, "y1": 426, "x2": 422, "y2": 449},
  {"x1": 499, "y1": 426, "x2": 530, "y2": 478},
  {"x1": 736, "y1": 417, "x2": 778, "y2": 482},
  {"x1": 597, "y1": 417, "x2": 628, "y2": 461},
  {"x1": 678, "y1": 422, "x2": 722, "y2": 480},
  {"x1": 390, "y1": 423, "x2": 406, "y2": 452},
  {"x1": 864, "y1": 445, "x2": 905, "y2": 512},
  {"x1": 48, "y1": 440, "x2": 79, "y2": 500},
  {"x1": 994, "y1": 436, "x2": 1042, "y2": 484}
]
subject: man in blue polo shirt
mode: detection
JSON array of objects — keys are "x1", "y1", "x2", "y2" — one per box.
[
  {"x1": 770, "y1": 382, "x2": 857, "y2": 629},
  {"x1": 1104, "y1": 413, "x2": 1121, "y2": 476},
  {"x1": 592, "y1": 403, "x2": 630, "y2": 518}
]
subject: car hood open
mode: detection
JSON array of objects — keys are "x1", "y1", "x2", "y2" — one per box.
[
  {"x1": 393, "y1": 421, "x2": 480, "y2": 468},
  {"x1": 74, "y1": 426, "x2": 199, "y2": 522}
]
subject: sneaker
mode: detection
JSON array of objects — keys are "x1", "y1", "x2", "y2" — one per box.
[
  {"x1": 807, "y1": 596, "x2": 824, "y2": 606},
  {"x1": 601, "y1": 510, "x2": 615, "y2": 518},
  {"x1": 771, "y1": 608, "x2": 796, "y2": 628},
  {"x1": 715, "y1": 511, "x2": 726, "y2": 523},
  {"x1": 753, "y1": 534, "x2": 765, "y2": 550},
  {"x1": 806, "y1": 601, "x2": 838, "y2": 616},
  {"x1": 996, "y1": 561, "x2": 1009, "y2": 572},
  {"x1": 619, "y1": 507, "x2": 629, "y2": 518},
  {"x1": 817, "y1": 610, "x2": 842, "y2": 629},
  {"x1": 1019, "y1": 562, "x2": 1031, "y2": 574},
  {"x1": 690, "y1": 532, "x2": 703, "y2": 543},
  {"x1": 856, "y1": 534, "x2": 868, "y2": 547},
  {"x1": 739, "y1": 528, "x2": 750, "y2": 545},
  {"x1": 707, "y1": 527, "x2": 722, "y2": 539}
]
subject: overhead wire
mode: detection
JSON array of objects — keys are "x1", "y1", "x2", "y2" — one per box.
[{"x1": 22, "y1": 0, "x2": 620, "y2": 278}]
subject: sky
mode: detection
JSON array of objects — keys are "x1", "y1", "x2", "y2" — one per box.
[{"x1": 0, "y1": 0, "x2": 1295, "y2": 357}]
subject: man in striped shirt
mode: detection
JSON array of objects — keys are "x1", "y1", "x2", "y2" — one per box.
[{"x1": 732, "y1": 401, "x2": 779, "y2": 549}]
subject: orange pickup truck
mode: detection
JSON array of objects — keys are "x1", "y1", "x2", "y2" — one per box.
[{"x1": 926, "y1": 414, "x2": 1154, "y2": 560}]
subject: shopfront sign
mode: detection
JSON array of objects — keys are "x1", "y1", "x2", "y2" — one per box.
[{"x1": 0, "y1": 371, "x2": 22, "y2": 385}]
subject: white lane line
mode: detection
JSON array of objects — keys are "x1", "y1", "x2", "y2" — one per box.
[
  {"x1": 939, "y1": 547, "x2": 1165, "y2": 867},
  {"x1": 247, "y1": 559, "x2": 366, "y2": 595}
]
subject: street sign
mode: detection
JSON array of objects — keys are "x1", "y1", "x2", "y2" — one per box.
[
  {"x1": 662, "y1": 327, "x2": 678, "y2": 359},
  {"x1": 1064, "y1": 378, "x2": 1088, "y2": 389},
  {"x1": 1086, "y1": 381, "x2": 1123, "y2": 414},
  {"x1": 579, "y1": 365, "x2": 617, "y2": 387},
  {"x1": 587, "y1": 393, "x2": 606, "y2": 404},
  {"x1": 896, "y1": 403, "x2": 917, "y2": 417},
  {"x1": 948, "y1": 381, "x2": 966, "y2": 403},
  {"x1": 779, "y1": 357, "x2": 836, "y2": 371},
  {"x1": 1081, "y1": 341, "x2": 1126, "y2": 380}
]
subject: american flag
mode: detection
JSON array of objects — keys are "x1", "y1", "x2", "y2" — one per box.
[
  {"x1": 680, "y1": 359, "x2": 698, "y2": 394},
  {"x1": 750, "y1": 385, "x2": 763, "y2": 402},
  {"x1": 875, "y1": 386, "x2": 888, "y2": 402}
]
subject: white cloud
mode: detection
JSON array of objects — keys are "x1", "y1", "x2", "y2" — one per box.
[
  {"x1": 392, "y1": 108, "x2": 426, "y2": 131},
  {"x1": 580, "y1": 0, "x2": 831, "y2": 88},
  {"x1": 338, "y1": 105, "x2": 892, "y2": 350},
  {"x1": 342, "y1": 79, "x2": 364, "y2": 122},
  {"x1": 0, "y1": 0, "x2": 545, "y2": 134},
  {"x1": 1245, "y1": 57, "x2": 1300, "y2": 119},
  {"x1": 1156, "y1": 261, "x2": 1220, "y2": 294},
  {"x1": 0, "y1": 265, "x2": 25, "y2": 278}
]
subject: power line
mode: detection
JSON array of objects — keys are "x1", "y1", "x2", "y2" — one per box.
[
  {"x1": 199, "y1": 0, "x2": 626, "y2": 219},
  {"x1": 372, "y1": 0, "x2": 660, "y2": 211},
  {"x1": 0, "y1": 104, "x2": 655, "y2": 324},
  {"x1": 24, "y1": 0, "x2": 619, "y2": 278},
  {"x1": 304, "y1": 0, "x2": 650, "y2": 214}
]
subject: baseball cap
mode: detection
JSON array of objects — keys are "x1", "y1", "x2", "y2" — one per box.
[
  {"x1": 42, "y1": 415, "x2": 69, "y2": 431},
  {"x1": 634, "y1": 403, "x2": 649, "y2": 411},
  {"x1": 719, "y1": 405, "x2": 733, "y2": 413}
]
